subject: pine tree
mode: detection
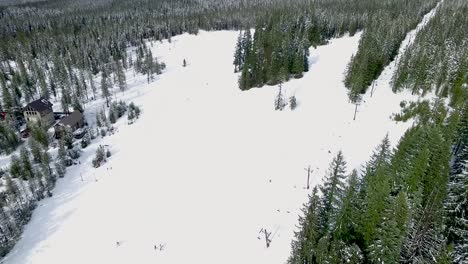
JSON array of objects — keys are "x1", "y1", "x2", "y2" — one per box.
[
  {"x1": 115, "y1": 60, "x2": 127, "y2": 92},
  {"x1": 61, "y1": 86, "x2": 72, "y2": 113},
  {"x1": 289, "y1": 96, "x2": 297, "y2": 110},
  {"x1": 88, "y1": 71, "x2": 97, "y2": 100},
  {"x1": 0, "y1": 122, "x2": 20, "y2": 154},
  {"x1": 0, "y1": 74, "x2": 13, "y2": 110},
  {"x1": 57, "y1": 141, "x2": 68, "y2": 167},
  {"x1": 9, "y1": 155, "x2": 23, "y2": 179},
  {"x1": 445, "y1": 159, "x2": 468, "y2": 263},
  {"x1": 29, "y1": 139, "x2": 42, "y2": 164},
  {"x1": 55, "y1": 161, "x2": 66, "y2": 178},
  {"x1": 319, "y1": 151, "x2": 347, "y2": 235},
  {"x1": 233, "y1": 31, "x2": 244, "y2": 72},
  {"x1": 368, "y1": 196, "x2": 406, "y2": 264},
  {"x1": 289, "y1": 187, "x2": 321, "y2": 264},
  {"x1": 101, "y1": 70, "x2": 111, "y2": 107},
  {"x1": 79, "y1": 70, "x2": 89, "y2": 101},
  {"x1": 400, "y1": 197, "x2": 445, "y2": 264},
  {"x1": 19, "y1": 147, "x2": 34, "y2": 180},
  {"x1": 29, "y1": 122, "x2": 49, "y2": 148},
  {"x1": 359, "y1": 167, "x2": 391, "y2": 247},
  {"x1": 274, "y1": 84, "x2": 287, "y2": 111},
  {"x1": 72, "y1": 95, "x2": 84, "y2": 113},
  {"x1": 334, "y1": 169, "x2": 360, "y2": 242}
]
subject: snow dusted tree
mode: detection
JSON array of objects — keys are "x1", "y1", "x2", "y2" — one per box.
[
  {"x1": 72, "y1": 94, "x2": 84, "y2": 113},
  {"x1": 96, "y1": 111, "x2": 103, "y2": 128},
  {"x1": 8, "y1": 155, "x2": 22, "y2": 180},
  {"x1": 233, "y1": 31, "x2": 244, "y2": 72},
  {"x1": 40, "y1": 149, "x2": 53, "y2": 180},
  {"x1": 445, "y1": 158, "x2": 468, "y2": 263},
  {"x1": 29, "y1": 122, "x2": 49, "y2": 148},
  {"x1": 274, "y1": 84, "x2": 287, "y2": 111},
  {"x1": 29, "y1": 139, "x2": 42, "y2": 164},
  {"x1": 101, "y1": 69, "x2": 111, "y2": 107},
  {"x1": 400, "y1": 198, "x2": 446, "y2": 264},
  {"x1": 289, "y1": 96, "x2": 297, "y2": 110},
  {"x1": 128, "y1": 107, "x2": 135, "y2": 124},
  {"x1": 19, "y1": 147, "x2": 33, "y2": 180},
  {"x1": 1, "y1": 74, "x2": 13, "y2": 110},
  {"x1": 319, "y1": 151, "x2": 347, "y2": 235},
  {"x1": 115, "y1": 60, "x2": 127, "y2": 92},
  {"x1": 57, "y1": 140, "x2": 68, "y2": 168},
  {"x1": 61, "y1": 86, "x2": 72, "y2": 113},
  {"x1": 55, "y1": 161, "x2": 66, "y2": 178},
  {"x1": 88, "y1": 71, "x2": 97, "y2": 100},
  {"x1": 129, "y1": 102, "x2": 141, "y2": 120},
  {"x1": 5, "y1": 175, "x2": 24, "y2": 212},
  {"x1": 0, "y1": 122, "x2": 20, "y2": 154}
]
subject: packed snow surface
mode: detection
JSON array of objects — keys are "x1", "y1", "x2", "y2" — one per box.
[{"x1": 3, "y1": 22, "x2": 431, "y2": 263}]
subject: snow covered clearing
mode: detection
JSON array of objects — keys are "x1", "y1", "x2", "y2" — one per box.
[{"x1": 1, "y1": 6, "x2": 439, "y2": 262}]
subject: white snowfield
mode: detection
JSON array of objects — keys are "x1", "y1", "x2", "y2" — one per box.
[{"x1": 2, "y1": 6, "x2": 438, "y2": 262}]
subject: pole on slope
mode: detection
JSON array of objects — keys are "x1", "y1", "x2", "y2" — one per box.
[
  {"x1": 263, "y1": 229, "x2": 272, "y2": 248},
  {"x1": 353, "y1": 103, "x2": 358, "y2": 121},
  {"x1": 370, "y1": 81, "x2": 376, "y2": 97},
  {"x1": 304, "y1": 166, "x2": 313, "y2": 189}
]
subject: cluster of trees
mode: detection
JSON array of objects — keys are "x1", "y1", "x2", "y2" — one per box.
[
  {"x1": 392, "y1": 0, "x2": 468, "y2": 107},
  {"x1": 127, "y1": 102, "x2": 141, "y2": 124},
  {"x1": 273, "y1": 84, "x2": 297, "y2": 111},
  {"x1": 0, "y1": 109, "x2": 106, "y2": 257},
  {"x1": 342, "y1": 0, "x2": 439, "y2": 102},
  {"x1": 0, "y1": 0, "x2": 178, "y2": 117},
  {"x1": 235, "y1": 14, "x2": 310, "y2": 90},
  {"x1": 289, "y1": 95, "x2": 467, "y2": 263},
  {"x1": 0, "y1": 122, "x2": 19, "y2": 154},
  {"x1": 92, "y1": 145, "x2": 110, "y2": 168},
  {"x1": 95, "y1": 100, "x2": 140, "y2": 137},
  {"x1": 0, "y1": 0, "x2": 315, "y2": 107},
  {"x1": 0, "y1": 138, "x2": 57, "y2": 257},
  {"x1": 134, "y1": 44, "x2": 166, "y2": 84},
  {"x1": 232, "y1": 0, "x2": 438, "y2": 92},
  {"x1": 0, "y1": 0, "x2": 439, "y2": 103}
]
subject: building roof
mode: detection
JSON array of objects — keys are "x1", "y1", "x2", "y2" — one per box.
[
  {"x1": 58, "y1": 111, "x2": 84, "y2": 127},
  {"x1": 25, "y1": 98, "x2": 53, "y2": 112}
]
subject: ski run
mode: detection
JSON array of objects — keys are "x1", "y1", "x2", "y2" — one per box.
[{"x1": 2, "y1": 4, "x2": 440, "y2": 264}]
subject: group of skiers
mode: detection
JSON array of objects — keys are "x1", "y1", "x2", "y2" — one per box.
[{"x1": 115, "y1": 241, "x2": 166, "y2": 252}]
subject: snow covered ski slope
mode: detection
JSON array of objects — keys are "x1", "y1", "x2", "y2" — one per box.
[{"x1": 2, "y1": 12, "x2": 436, "y2": 262}]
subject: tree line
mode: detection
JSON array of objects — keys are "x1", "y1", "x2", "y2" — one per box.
[
  {"x1": 289, "y1": 96, "x2": 467, "y2": 263},
  {"x1": 392, "y1": 0, "x2": 468, "y2": 107},
  {"x1": 231, "y1": 0, "x2": 438, "y2": 93}
]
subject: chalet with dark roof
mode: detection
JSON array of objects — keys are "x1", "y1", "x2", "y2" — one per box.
[
  {"x1": 23, "y1": 98, "x2": 54, "y2": 127},
  {"x1": 54, "y1": 111, "x2": 85, "y2": 139}
]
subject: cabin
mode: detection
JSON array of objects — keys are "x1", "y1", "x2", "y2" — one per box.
[
  {"x1": 23, "y1": 98, "x2": 54, "y2": 127},
  {"x1": 54, "y1": 111, "x2": 85, "y2": 139}
]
